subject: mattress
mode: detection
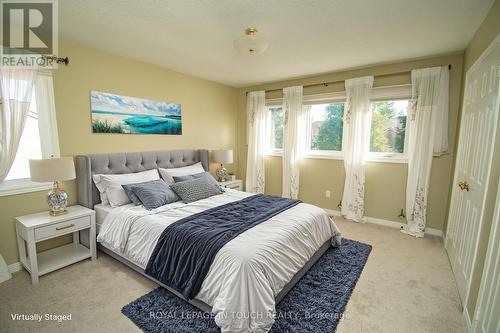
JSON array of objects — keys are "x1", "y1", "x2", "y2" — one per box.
[
  {"x1": 94, "y1": 203, "x2": 114, "y2": 226},
  {"x1": 97, "y1": 189, "x2": 341, "y2": 333},
  {"x1": 94, "y1": 203, "x2": 135, "y2": 227}
]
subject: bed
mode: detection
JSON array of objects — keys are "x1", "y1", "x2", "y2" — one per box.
[{"x1": 76, "y1": 149, "x2": 341, "y2": 333}]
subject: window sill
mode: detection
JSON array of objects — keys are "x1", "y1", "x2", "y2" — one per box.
[
  {"x1": 0, "y1": 179, "x2": 52, "y2": 197},
  {"x1": 366, "y1": 156, "x2": 408, "y2": 164},
  {"x1": 263, "y1": 152, "x2": 407, "y2": 163},
  {"x1": 303, "y1": 153, "x2": 343, "y2": 160},
  {"x1": 264, "y1": 152, "x2": 283, "y2": 157},
  {"x1": 304, "y1": 153, "x2": 407, "y2": 163}
]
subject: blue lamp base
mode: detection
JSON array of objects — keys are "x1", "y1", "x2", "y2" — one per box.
[{"x1": 47, "y1": 181, "x2": 69, "y2": 216}]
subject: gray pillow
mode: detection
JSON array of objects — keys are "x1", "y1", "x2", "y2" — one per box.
[
  {"x1": 172, "y1": 173, "x2": 201, "y2": 182},
  {"x1": 170, "y1": 177, "x2": 224, "y2": 203},
  {"x1": 129, "y1": 179, "x2": 180, "y2": 210},
  {"x1": 122, "y1": 180, "x2": 158, "y2": 205},
  {"x1": 173, "y1": 172, "x2": 221, "y2": 188}
]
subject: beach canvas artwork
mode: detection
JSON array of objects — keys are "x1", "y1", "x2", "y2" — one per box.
[{"x1": 90, "y1": 91, "x2": 182, "y2": 135}]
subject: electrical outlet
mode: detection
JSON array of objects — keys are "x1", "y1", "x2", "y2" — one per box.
[{"x1": 325, "y1": 190, "x2": 331, "y2": 198}]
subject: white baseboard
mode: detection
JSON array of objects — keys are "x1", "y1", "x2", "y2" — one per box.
[
  {"x1": 324, "y1": 208, "x2": 341, "y2": 217},
  {"x1": 8, "y1": 262, "x2": 22, "y2": 273},
  {"x1": 323, "y1": 208, "x2": 444, "y2": 238}
]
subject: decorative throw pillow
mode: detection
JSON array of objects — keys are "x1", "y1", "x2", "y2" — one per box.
[
  {"x1": 121, "y1": 180, "x2": 161, "y2": 205},
  {"x1": 170, "y1": 177, "x2": 224, "y2": 203},
  {"x1": 158, "y1": 162, "x2": 205, "y2": 185},
  {"x1": 173, "y1": 172, "x2": 221, "y2": 189},
  {"x1": 129, "y1": 179, "x2": 180, "y2": 210},
  {"x1": 172, "y1": 174, "x2": 198, "y2": 182}
]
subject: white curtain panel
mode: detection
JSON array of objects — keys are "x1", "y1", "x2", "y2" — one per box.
[
  {"x1": 282, "y1": 85, "x2": 304, "y2": 199},
  {"x1": 35, "y1": 72, "x2": 60, "y2": 158},
  {"x1": 0, "y1": 68, "x2": 38, "y2": 181},
  {"x1": 433, "y1": 67, "x2": 449, "y2": 156},
  {"x1": 404, "y1": 66, "x2": 449, "y2": 237},
  {"x1": 341, "y1": 76, "x2": 374, "y2": 222},
  {"x1": 245, "y1": 91, "x2": 266, "y2": 193}
]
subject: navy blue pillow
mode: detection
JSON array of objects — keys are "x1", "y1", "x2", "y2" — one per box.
[
  {"x1": 172, "y1": 174, "x2": 196, "y2": 182},
  {"x1": 173, "y1": 172, "x2": 221, "y2": 189},
  {"x1": 122, "y1": 180, "x2": 159, "y2": 205},
  {"x1": 129, "y1": 179, "x2": 180, "y2": 210}
]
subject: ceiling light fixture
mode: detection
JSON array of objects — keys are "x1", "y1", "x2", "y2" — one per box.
[{"x1": 233, "y1": 27, "x2": 268, "y2": 55}]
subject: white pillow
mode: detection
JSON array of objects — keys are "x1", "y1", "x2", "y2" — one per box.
[
  {"x1": 92, "y1": 169, "x2": 159, "y2": 205},
  {"x1": 106, "y1": 184, "x2": 133, "y2": 207},
  {"x1": 158, "y1": 162, "x2": 205, "y2": 185}
]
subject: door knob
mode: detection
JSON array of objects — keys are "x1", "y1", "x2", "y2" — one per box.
[{"x1": 458, "y1": 181, "x2": 470, "y2": 192}]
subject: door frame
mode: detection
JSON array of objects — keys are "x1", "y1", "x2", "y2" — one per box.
[{"x1": 445, "y1": 33, "x2": 500, "y2": 312}]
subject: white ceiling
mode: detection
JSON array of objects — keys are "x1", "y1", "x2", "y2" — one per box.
[{"x1": 59, "y1": 0, "x2": 494, "y2": 87}]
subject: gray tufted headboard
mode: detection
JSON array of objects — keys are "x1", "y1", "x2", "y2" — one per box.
[{"x1": 75, "y1": 149, "x2": 209, "y2": 209}]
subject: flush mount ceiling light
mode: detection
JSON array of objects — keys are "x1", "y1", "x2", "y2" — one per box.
[{"x1": 233, "y1": 27, "x2": 269, "y2": 55}]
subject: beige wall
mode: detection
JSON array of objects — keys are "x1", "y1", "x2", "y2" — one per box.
[
  {"x1": 461, "y1": 0, "x2": 500, "y2": 320},
  {"x1": 463, "y1": 0, "x2": 500, "y2": 70},
  {"x1": 237, "y1": 54, "x2": 464, "y2": 231},
  {"x1": 0, "y1": 6, "x2": 496, "y2": 320},
  {"x1": 0, "y1": 40, "x2": 238, "y2": 265}
]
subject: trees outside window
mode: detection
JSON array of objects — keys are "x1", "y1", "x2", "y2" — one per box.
[
  {"x1": 310, "y1": 103, "x2": 344, "y2": 152},
  {"x1": 370, "y1": 100, "x2": 408, "y2": 154}
]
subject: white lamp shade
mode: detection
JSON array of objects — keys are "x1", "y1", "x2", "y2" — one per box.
[
  {"x1": 212, "y1": 150, "x2": 233, "y2": 164},
  {"x1": 29, "y1": 157, "x2": 76, "y2": 182}
]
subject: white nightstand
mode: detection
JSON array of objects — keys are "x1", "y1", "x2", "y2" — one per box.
[
  {"x1": 15, "y1": 205, "x2": 96, "y2": 284},
  {"x1": 218, "y1": 179, "x2": 243, "y2": 191}
]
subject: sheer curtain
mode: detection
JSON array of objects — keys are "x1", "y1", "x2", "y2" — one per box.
[
  {"x1": 0, "y1": 68, "x2": 38, "y2": 181},
  {"x1": 36, "y1": 71, "x2": 60, "y2": 158},
  {"x1": 245, "y1": 91, "x2": 266, "y2": 193},
  {"x1": 433, "y1": 67, "x2": 449, "y2": 156},
  {"x1": 341, "y1": 76, "x2": 374, "y2": 222},
  {"x1": 282, "y1": 85, "x2": 304, "y2": 199},
  {"x1": 403, "y1": 66, "x2": 449, "y2": 237}
]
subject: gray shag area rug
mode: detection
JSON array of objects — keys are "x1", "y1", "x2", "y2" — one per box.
[{"x1": 122, "y1": 238, "x2": 372, "y2": 332}]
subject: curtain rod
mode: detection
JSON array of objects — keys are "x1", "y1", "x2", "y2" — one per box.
[
  {"x1": 41, "y1": 55, "x2": 69, "y2": 65},
  {"x1": 246, "y1": 64, "x2": 451, "y2": 95}
]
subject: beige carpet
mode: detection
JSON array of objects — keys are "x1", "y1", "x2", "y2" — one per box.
[{"x1": 0, "y1": 217, "x2": 464, "y2": 333}]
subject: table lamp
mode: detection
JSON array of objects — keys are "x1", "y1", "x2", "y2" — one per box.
[
  {"x1": 29, "y1": 157, "x2": 76, "y2": 216},
  {"x1": 212, "y1": 149, "x2": 233, "y2": 182}
]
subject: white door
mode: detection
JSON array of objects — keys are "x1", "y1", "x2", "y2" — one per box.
[
  {"x1": 445, "y1": 35, "x2": 500, "y2": 306},
  {"x1": 472, "y1": 183, "x2": 500, "y2": 333}
]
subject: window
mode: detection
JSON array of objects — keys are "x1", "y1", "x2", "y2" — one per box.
[
  {"x1": 0, "y1": 73, "x2": 60, "y2": 196},
  {"x1": 5, "y1": 92, "x2": 43, "y2": 180},
  {"x1": 263, "y1": 87, "x2": 410, "y2": 162},
  {"x1": 369, "y1": 100, "x2": 409, "y2": 158},
  {"x1": 265, "y1": 106, "x2": 283, "y2": 153},
  {"x1": 308, "y1": 102, "x2": 345, "y2": 153}
]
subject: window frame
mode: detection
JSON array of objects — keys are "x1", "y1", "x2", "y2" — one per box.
[
  {"x1": 264, "y1": 101, "x2": 284, "y2": 156},
  {"x1": 0, "y1": 71, "x2": 61, "y2": 196},
  {"x1": 262, "y1": 85, "x2": 411, "y2": 163},
  {"x1": 366, "y1": 85, "x2": 412, "y2": 163},
  {"x1": 304, "y1": 94, "x2": 347, "y2": 160}
]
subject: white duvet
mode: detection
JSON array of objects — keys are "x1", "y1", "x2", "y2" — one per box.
[{"x1": 97, "y1": 189, "x2": 341, "y2": 333}]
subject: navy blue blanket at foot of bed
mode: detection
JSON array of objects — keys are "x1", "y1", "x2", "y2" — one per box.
[{"x1": 145, "y1": 194, "x2": 301, "y2": 300}]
